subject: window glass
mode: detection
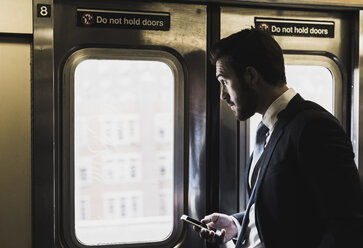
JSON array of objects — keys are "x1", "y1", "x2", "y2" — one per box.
[
  {"x1": 249, "y1": 65, "x2": 333, "y2": 152},
  {"x1": 74, "y1": 59, "x2": 174, "y2": 245}
]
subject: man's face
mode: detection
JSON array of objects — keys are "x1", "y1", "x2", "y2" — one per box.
[{"x1": 216, "y1": 59, "x2": 258, "y2": 121}]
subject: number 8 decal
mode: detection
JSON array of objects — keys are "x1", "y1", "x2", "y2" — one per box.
[
  {"x1": 40, "y1": 6, "x2": 48, "y2": 16},
  {"x1": 37, "y1": 4, "x2": 51, "y2": 18}
]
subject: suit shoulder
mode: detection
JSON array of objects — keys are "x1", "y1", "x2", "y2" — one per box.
[
  {"x1": 287, "y1": 100, "x2": 339, "y2": 128},
  {"x1": 283, "y1": 100, "x2": 347, "y2": 147}
]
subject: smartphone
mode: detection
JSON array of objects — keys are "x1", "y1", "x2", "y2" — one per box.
[{"x1": 180, "y1": 214, "x2": 221, "y2": 235}]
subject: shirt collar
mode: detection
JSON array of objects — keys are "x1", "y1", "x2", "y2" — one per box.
[{"x1": 262, "y1": 88, "x2": 297, "y2": 130}]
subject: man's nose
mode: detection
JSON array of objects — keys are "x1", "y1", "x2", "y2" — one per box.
[{"x1": 220, "y1": 85, "x2": 228, "y2": 101}]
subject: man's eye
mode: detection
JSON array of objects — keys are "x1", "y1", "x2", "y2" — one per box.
[{"x1": 221, "y1": 80, "x2": 227, "y2": 85}]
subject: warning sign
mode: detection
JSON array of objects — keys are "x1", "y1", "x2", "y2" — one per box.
[
  {"x1": 77, "y1": 8, "x2": 170, "y2": 31},
  {"x1": 255, "y1": 17, "x2": 334, "y2": 38}
]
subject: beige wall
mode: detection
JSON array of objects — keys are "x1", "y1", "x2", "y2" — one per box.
[
  {"x1": 0, "y1": 1, "x2": 33, "y2": 246},
  {"x1": 0, "y1": 0, "x2": 32, "y2": 34},
  {"x1": 0, "y1": 37, "x2": 31, "y2": 247},
  {"x1": 0, "y1": 1, "x2": 32, "y2": 247}
]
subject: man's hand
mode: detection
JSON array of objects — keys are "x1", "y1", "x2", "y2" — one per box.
[{"x1": 193, "y1": 213, "x2": 238, "y2": 244}]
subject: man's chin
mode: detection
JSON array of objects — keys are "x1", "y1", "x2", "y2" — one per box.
[{"x1": 236, "y1": 110, "x2": 255, "y2": 121}]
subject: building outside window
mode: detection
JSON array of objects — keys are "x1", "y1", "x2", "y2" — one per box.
[{"x1": 73, "y1": 57, "x2": 177, "y2": 245}]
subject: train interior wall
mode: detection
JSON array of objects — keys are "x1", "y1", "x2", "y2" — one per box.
[
  {"x1": 0, "y1": 0, "x2": 32, "y2": 247},
  {"x1": 1, "y1": 0, "x2": 363, "y2": 248}
]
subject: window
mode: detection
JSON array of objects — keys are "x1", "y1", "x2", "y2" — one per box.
[
  {"x1": 248, "y1": 55, "x2": 341, "y2": 153},
  {"x1": 63, "y1": 48, "x2": 185, "y2": 246}
]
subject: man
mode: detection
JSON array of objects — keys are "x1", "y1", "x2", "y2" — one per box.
[{"x1": 194, "y1": 28, "x2": 363, "y2": 247}]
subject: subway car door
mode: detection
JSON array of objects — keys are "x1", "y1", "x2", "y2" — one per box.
[
  {"x1": 218, "y1": 3, "x2": 357, "y2": 232},
  {"x1": 33, "y1": 1, "x2": 209, "y2": 248}
]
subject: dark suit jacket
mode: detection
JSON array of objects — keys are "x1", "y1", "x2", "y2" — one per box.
[{"x1": 233, "y1": 94, "x2": 363, "y2": 248}]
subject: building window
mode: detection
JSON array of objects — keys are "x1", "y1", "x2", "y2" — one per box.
[
  {"x1": 131, "y1": 196, "x2": 139, "y2": 217},
  {"x1": 158, "y1": 153, "x2": 172, "y2": 179},
  {"x1": 159, "y1": 190, "x2": 172, "y2": 216},
  {"x1": 117, "y1": 120, "x2": 124, "y2": 142},
  {"x1": 120, "y1": 197, "x2": 126, "y2": 217},
  {"x1": 155, "y1": 113, "x2": 172, "y2": 144},
  {"x1": 102, "y1": 192, "x2": 142, "y2": 219},
  {"x1": 76, "y1": 196, "x2": 90, "y2": 221},
  {"x1": 101, "y1": 154, "x2": 141, "y2": 184},
  {"x1": 76, "y1": 159, "x2": 92, "y2": 186},
  {"x1": 108, "y1": 198, "x2": 115, "y2": 217},
  {"x1": 99, "y1": 115, "x2": 140, "y2": 146}
]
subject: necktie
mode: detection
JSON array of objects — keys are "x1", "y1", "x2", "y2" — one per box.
[
  {"x1": 235, "y1": 121, "x2": 269, "y2": 248},
  {"x1": 249, "y1": 121, "x2": 269, "y2": 190},
  {"x1": 235, "y1": 184, "x2": 257, "y2": 248}
]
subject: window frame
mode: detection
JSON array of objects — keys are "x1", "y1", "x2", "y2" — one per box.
[
  {"x1": 61, "y1": 48, "x2": 185, "y2": 248},
  {"x1": 283, "y1": 52, "x2": 344, "y2": 121}
]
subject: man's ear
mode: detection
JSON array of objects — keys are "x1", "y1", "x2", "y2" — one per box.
[{"x1": 244, "y1": 66, "x2": 259, "y2": 87}]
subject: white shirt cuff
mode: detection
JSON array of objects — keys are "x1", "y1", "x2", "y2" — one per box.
[{"x1": 231, "y1": 215, "x2": 242, "y2": 239}]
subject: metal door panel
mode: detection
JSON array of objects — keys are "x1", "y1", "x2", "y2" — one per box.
[
  {"x1": 34, "y1": 1, "x2": 208, "y2": 247},
  {"x1": 54, "y1": 2, "x2": 207, "y2": 247}
]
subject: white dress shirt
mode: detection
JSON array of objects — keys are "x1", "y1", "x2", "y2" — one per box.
[{"x1": 233, "y1": 88, "x2": 297, "y2": 248}]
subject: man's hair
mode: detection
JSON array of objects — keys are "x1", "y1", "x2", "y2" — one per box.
[{"x1": 210, "y1": 28, "x2": 286, "y2": 86}]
